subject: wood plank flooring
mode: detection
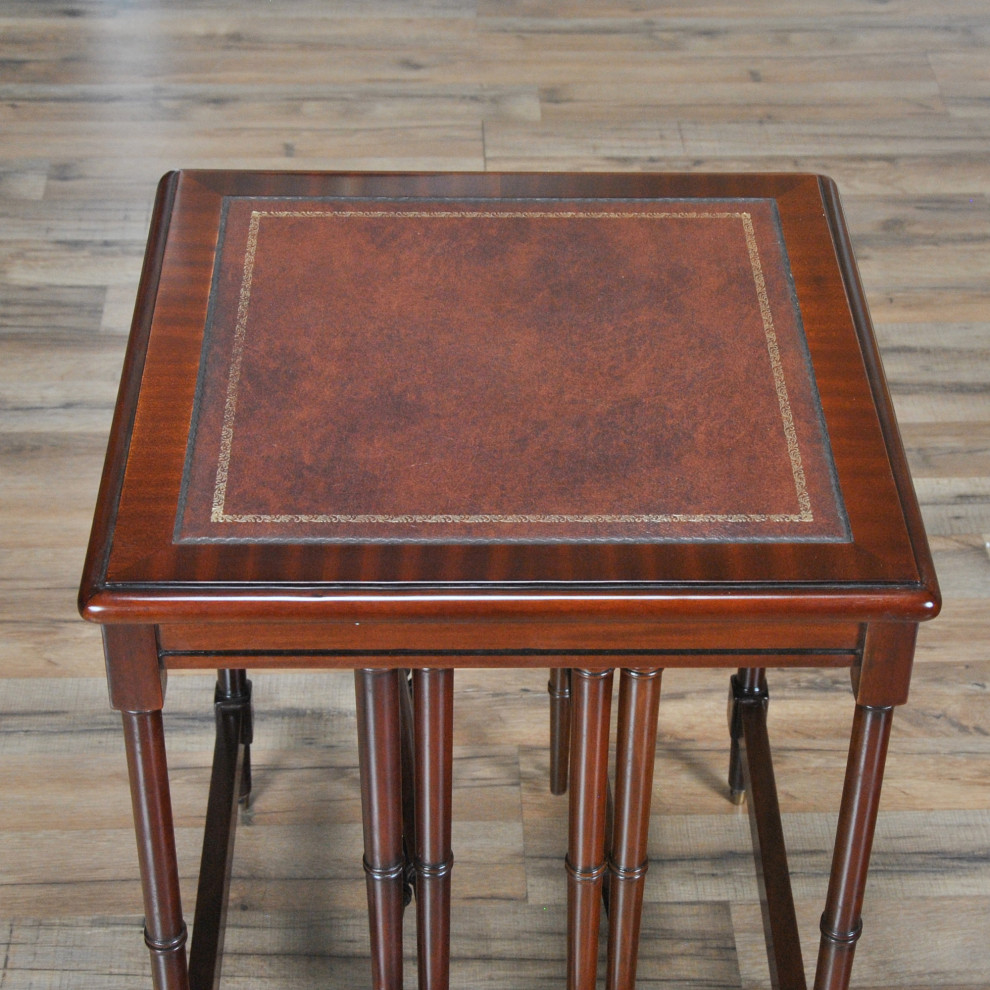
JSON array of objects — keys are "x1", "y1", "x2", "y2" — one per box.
[{"x1": 1, "y1": 2, "x2": 988, "y2": 987}]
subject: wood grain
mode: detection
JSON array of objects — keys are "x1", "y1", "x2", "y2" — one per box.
[{"x1": 1, "y1": 1, "x2": 988, "y2": 987}]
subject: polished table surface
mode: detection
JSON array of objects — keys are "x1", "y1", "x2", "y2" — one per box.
[{"x1": 79, "y1": 171, "x2": 939, "y2": 990}]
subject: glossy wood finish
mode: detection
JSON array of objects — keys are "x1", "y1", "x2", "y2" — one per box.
[
  {"x1": 566, "y1": 668, "x2": 614, "y2": 990},
  {"x1": 158, "y1": 618, "x2": 866, "y2": 657},
  {"x1": 77, "y1": 168, "x2": 939, "y2": 990},
  {"x1": 118, "y1": 652, "x2": 189, "y2": 989},
  {"x1": 730, "y1": 669, "x2": 807, "y2": 990},
  {"x1": 188, "y1": 670, "x2": 252, "y2": 990},
  {"x1": 412, "y1": 669, "x2": 455, "y2": 990},
  {"x1": 814, "y1": 703, "x2": 894, "y2": 990},
  {"x1": 354, "y1": 668, "x2": 407, "y2": 990},
  {"x1": 605, "y1": 668, "x2": 663, "y2": 990},
  {"x1": 548, "y1": 668, "x2": 571, "y2": 796},
  {"x1": 398, "y1": 670, "x2": 418, "y2": 906},
  {"x1": 78, "y1": 171, "x2": 937, "y2": 624}
]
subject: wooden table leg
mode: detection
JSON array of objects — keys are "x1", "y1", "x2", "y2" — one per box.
[
  {"x1": 566, "y1": 667, "x2": 614, "y2": 990},
  {"x1": 605, "y1": 668, "x2": 663, "y2": 990},
  {"x1": 813, "y1": 703, "x2": 894, "y2": 990},
  {"x1": 398, "y1": 669, "x2": 418, "y2": 905},
  {"x1": 188, "y1": 670, "x2": 252, "y2": 990},
  {"x1": 727, "y1": 667, "x2": 761, "y2": 806},
  {"x1": 732, "y1": 669, "x2": 807, "y2": 990},
  {"x1": 104, "y1": 625, "x2": 188, "y2": 990},
  {"x1": 549, "y1": 667, "x2": 572, "y2": 795},
  {"x1": 412, "y1": 668, "x2": 455, "y2": 990},
  {"x1": 122, "y1": 709, "x2": 190, "y2": 990},
  {"x1": 355, "y1": 668, "x2": 407, "y2": 990},
  {"x1": 229, "y1": 669, "x2": 252, "y2": 809}
]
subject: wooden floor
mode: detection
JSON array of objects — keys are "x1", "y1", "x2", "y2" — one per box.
[{"x1": 1, "y1": 2, "x2": 988, "y2": 987}]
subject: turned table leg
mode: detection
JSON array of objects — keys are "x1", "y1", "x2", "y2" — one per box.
[
  {"x1": 549, "y1": 667, "x2": 572, "y2": 795},
  {"x1": 606, "y1": 668, "x2": 663, "y2": 990},
  {"x1": 122, "y1": 709, "x2": 190, "y2": 990},
  {"x1": 812, "y1": 620, "x2": 916, "y2": 990},
  {"x1": 412, "y1": 668, "x2": 455, "y2": 990},
  {"x1": 398, "y1": 669, "x2": 418, "y2": 905},
  {"x1": 813, "y1": 703, "x2": 893, "y2": 990},
  {"x1": 566, "y1": 667, "x2": 614, "y2": 990},
  {"x1": 355, "y1": 668, "x2": 407, "y2": 990},
  {"x1": 104, "y1": 624, "x2": 189, "y2": 990}
]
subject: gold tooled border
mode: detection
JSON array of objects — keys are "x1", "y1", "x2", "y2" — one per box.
[{"x1": 210, "y1": 208, "x2": 813, "y2": 528}]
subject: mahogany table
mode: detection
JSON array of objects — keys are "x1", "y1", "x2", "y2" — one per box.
[{"x1": 79, "y1": 171, "x2": 939, "y2": 990}]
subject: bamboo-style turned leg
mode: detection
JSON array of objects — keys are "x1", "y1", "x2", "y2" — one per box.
[
  {"x1": 813, "y1": 703, "x2": 894, "y2": 990},
  {"x1": 398, "y1": 668, "x2": 418, "y2": 905},
  {"x1": 121, "y1": 709, "x2": 190, "y2": 990},
  {"x1": 355, "y1": 669, "x2": 406, "y2": 990},
  {"x1": 566, "y1": 668, "x2": 614, "y2": 990},
  {"x1": 549, "y1": 667, "x2": 572, "y2": 795},
  {"x1": 605, "y1": 668, "x2": 663, "y2": 990},
  {"x1": 412, "y1": 668, "x2": 455, "y2": 990}
]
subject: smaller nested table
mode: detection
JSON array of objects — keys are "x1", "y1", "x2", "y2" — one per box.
[{"x1": 80, "y1": 170, "x2": 938, "y2": 990}]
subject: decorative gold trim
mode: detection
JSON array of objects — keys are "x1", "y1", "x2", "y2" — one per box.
[
  {"x1": 210, "y1": 207, "x2": 814, "y2": 528},
  {"x1": 218, "y1": 512, "x2": 810, "y2": 524},
  {"x1": 212, "y1": 209, "x2": 261, "y2": 523},
  {"x1": 741, "y1": 212, "x2": 813, "y2": 521}
]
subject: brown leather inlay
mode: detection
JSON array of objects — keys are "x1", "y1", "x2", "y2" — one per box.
[{"x1": 175, "y1": 197, "x2": 847, "y2": 543}]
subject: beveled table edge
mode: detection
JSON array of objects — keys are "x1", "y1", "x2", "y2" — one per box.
[{"x1": 79, "y1": 579, "x2": 941, "y2": 625}]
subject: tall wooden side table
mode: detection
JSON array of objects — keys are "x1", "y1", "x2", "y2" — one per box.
[{"x1": 79, "y1": 171, "x2": 939, "y2": 990}]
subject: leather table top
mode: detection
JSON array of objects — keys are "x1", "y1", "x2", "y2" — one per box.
[
  {"x1": 80, "y1": 172, "x2": 938, "y2": 621},
  {"x1": 176, "y1": 195, "x2": 845, "y2": 545}
]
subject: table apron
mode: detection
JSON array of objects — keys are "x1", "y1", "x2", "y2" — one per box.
[{"x1": 157, "y1": 618, "x2": 865, "y2": 668}]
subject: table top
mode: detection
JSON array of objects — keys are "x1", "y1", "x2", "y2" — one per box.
[{"x1": 80, "y1": 171, "x2": 938, "y2": 625}]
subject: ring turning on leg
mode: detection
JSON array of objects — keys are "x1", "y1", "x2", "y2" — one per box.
[
  {"x1": 355, "y1": 669, "x2": 407, "y2": 990},
  {"x1": 605, "y1": 668, "x2": 663, "y2": 990},
  {"x1": 566, "y1": 668, "x2": 614, "y2": 990},
  {"x1": 412, "y1": 668, "x2": 455, "y2": 990}
]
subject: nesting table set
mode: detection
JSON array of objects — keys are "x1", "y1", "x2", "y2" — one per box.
[{"x1": 80, "y1": 171, "x2": 939, "y2": 990}]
